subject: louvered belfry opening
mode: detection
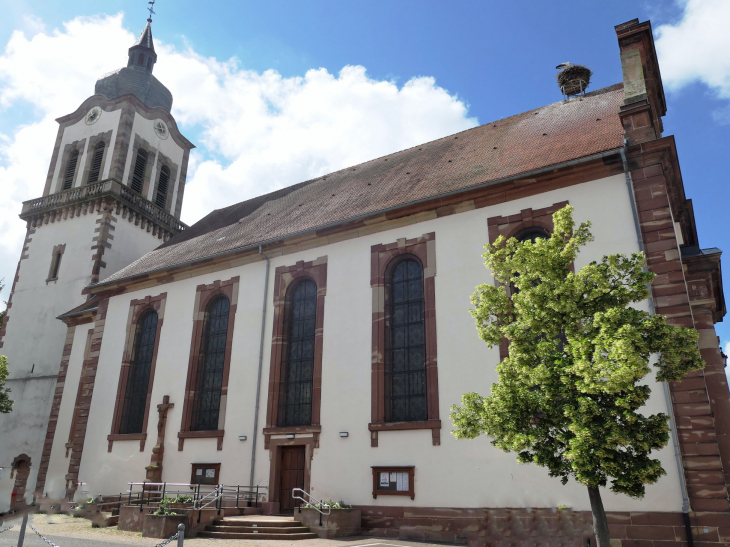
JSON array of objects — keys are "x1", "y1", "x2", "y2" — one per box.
[
  {"x1": 88, "y1": 142, "x2": 105, "y2": 184},
  {"x1": 130, "y1": 149, "x2": 148, "y2": 194},
  {"x1": 191, "y1": 296, "x2": 231, "y2": 431},
  {"x1": 62, "y1": 149, "x2": 79, "y2": 191},
  {"x1": 155, "y1": 165, "x2": 170, "y2": 208},
  {"x1": 119, "y1": 310, "x2": 158, "y2": 434},
  {"x1": 385, "y1": 258, "x2": 427, "y2": 422},
  {"x1": 277, "y1": 279, "x2": 317, "y2": 427}
]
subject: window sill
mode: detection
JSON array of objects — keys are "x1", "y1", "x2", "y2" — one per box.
[
  {"x1": 107, "y1": 433, "x2": 147, "y2": 452},
  {"x1": 177, "y1": 430, "x2": 225, "y2": 451},
  {"x1": 263, "y1": 425, "x2": 321, "y2": 449},
  {"x1": 368, "y1": 420, "x2": 441, "y2": 447}
]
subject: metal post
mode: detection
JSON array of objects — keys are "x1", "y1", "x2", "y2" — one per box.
[
  {"x1": 128, "y1": 485, "x2": 132, "y2": 506},
  {"x1": 177, "y1": 523, "x2": 185, "y2": 546},
  {"x1": 236, "y1": 485, "x2": 239, "y2": 509},
  {"x1": 17, "y1": 513, "x2": 28, "y2": 547},
  {"x1": 161, "y1": 482, "x2": 166, "y2": 503},
  {"x1": 140, "y1": 482, "x2": 145, "y2": 513},
  {"x1": 255, "y1": 485, "x2": 259, "y2": 508}
]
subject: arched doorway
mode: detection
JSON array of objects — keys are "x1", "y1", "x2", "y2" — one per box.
[{"x1": 10, "y1": 454, "x2": 31, "y2": 511}]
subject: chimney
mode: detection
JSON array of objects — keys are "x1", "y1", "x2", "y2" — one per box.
[{"x1": 614, "y1": 19, "x2": 667, "y2": 144}]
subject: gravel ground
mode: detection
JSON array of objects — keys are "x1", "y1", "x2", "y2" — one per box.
[{"x1": 0, "y1": 514, "x2": 444, "y2": 547}]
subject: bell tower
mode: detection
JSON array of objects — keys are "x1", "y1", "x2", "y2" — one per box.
[{"x1": 0, "y1": 16, "x2": 194, "y2": 510}]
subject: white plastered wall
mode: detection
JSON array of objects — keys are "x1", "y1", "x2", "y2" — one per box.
[
  {"x1": 51, "y1": 108, "x2": 122, "y2": 192},
  {"x1": 99, "y1": 218, "x2": 164, "y2": 283},
  {"x1": 0, "y1": 213, "x2": 98, "y2": 511},
  {"x1": 57, "y1": 173, "x2": 684, "y2": 513}
]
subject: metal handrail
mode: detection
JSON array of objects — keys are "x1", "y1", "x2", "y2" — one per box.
[{"x1": 292, "y1": 488, "x2": 330, "y2": 527}]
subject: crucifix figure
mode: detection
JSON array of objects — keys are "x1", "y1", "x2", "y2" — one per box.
[{"x1": 145, "y1": 395, "x2": 173, "y2": 482}]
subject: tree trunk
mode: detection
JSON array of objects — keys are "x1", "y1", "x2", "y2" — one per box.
[{"x1": 588, "y1": 486, "x2": 611, "y2": 547}]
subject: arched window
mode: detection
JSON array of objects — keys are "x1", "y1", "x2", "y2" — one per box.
[
  {"x1": 516, "y1": 227, "x2": 550, "y2": 243},
  {"x1": 119, "y1": 310, "x2": 158, "y2": 434},
  {"x1": 386, "y1": 258, "x2": 427, "y2": 422},
  {"x1": 191, "y1": 296, "x2": 230, "y2": 431},
  {"x1": 130, "y1": 149, "x2": 148, "y2": 194},
  {"x1": 277, "y1": 279, "x2": 317, "y2": 427},
  {"x1": 155, "y1": 165, "x2": 170, "y2": 208},
  {"x1": 62, "y1": 149, "x2": 79, "y2": 190},
  {"x1": 137, "y1": 52, "x2": 145, "y2": 66},
  {"x1": 146, "y1": 58, "x2": 153, "y2": 71},
  {"x1": 88, "y1": 141, "x2": 105, "y2": 184}
]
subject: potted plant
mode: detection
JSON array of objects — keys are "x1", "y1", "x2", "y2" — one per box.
[{"x1": 294, "y1": 500, "x2": 361, "y2": 539}]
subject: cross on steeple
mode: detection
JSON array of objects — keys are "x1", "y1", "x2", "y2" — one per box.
[{"x1": 147, "y1": 0, "x2": 156, "y2": 22}]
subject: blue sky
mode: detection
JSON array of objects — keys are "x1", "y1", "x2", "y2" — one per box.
[{"x1": 1, "y1": 1, "x2": 729, "y2": 349}]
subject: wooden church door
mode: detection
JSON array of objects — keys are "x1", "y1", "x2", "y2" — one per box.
[{"x1": 279, "y1": 446, "x2": 305, "y2": 512}]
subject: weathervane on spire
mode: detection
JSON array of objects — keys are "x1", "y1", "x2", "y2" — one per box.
[{"x1": 147, "y1": 0, "x2": 156, "y2": 22}]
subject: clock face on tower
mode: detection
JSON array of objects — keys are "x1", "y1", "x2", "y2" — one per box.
[
  {"x1": 84, "y1": 106, "x2": 102, "y2": 125},
  {"x1": 153, "y1": 119, "x2": 169, "y2": 140}
]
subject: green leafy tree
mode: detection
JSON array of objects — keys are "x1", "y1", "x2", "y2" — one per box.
[
  {"x1": 451, "y1": 205, "x2": 703, "y2": 547},
  {"x1": 0, "y1": 355, "x2": 12, "y2": 414}
]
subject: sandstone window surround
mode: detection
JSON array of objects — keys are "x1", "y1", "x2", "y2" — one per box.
[
  {"x1": 178, "y1": 277, "x2": 240, "y2": 451},
  {"x1": 263, "y1": 258, "x2": 327, "y2": 450},
  {"x1": 46, "y1": 244, "x2": 66, "y2": 283},
  {"x1": 369, "y1": 233, "x2": 440, "y2": 447},
  {"x1": 487, "y1": 201, "x2": 568, "y2": 360},
  {"x1": 107, "y1": 293, "x2": 167, "y2": 452},
  {"x1": 82, "y1": 131, "x2": 113, "y2": 184},
  {"x1": 56, "y1": 139, "x2": 86, "y2": 193},
  {"x1": 127, "y1": 135, "x2": 156, "y2": 197},
  {"x1": 151, "y1": 152, "x2": 179, "y2": 212}
]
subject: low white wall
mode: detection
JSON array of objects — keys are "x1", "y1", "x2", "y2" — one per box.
[{"x1": 47, "y1": 174, "x2": 684, "y2": 513}]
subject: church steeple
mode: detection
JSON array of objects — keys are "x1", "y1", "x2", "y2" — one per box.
[{"x1": 127, "y1": 19, "x2": 157, "y2": 74}]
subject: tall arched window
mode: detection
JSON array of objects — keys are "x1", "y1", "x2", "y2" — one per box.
[
  {"x1": 88, "y1": 142, "x2": 105, "y2": 184},
  {"x1": 191, "y1": 296, "x2": 230, "y2": 431},
  {"x1": 137, "y1": 52, "x2": 145, "y2": 66},
  {"x1": 62, "y1": 149, "x2": 79, "y2": 190},
  {"x1": 386, "y1": 258, "x2": 427, "y2": 422},
  {"x1": 130, "y1": 149, "x2": 148, "y2": 194},
  {"x1": 277, "y1": 279, "x2": 317, "y2": 427},
  {"x1": 155, "y1": 165, "x2": 170, "y2": 208},
  {"x1": 119, "y1": 310, "x2": 159, "y2": 434}
]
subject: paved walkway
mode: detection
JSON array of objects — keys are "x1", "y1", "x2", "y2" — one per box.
[{"x1": 0, "y1": 515, "x2": 450, "y2": 547}]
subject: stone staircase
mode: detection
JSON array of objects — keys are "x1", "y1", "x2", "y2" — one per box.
[{"x1": 197, "y1": 516, "x2": 318, "y2": 540}]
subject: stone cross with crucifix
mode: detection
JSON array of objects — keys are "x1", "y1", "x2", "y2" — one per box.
[{"x1": 145, "y1": 395, "x2": 173, "y2": 482}]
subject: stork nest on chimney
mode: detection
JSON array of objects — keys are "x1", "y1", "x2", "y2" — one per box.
[{"x1": 556, "y1": 65, "x2": 593, "y2": 96}]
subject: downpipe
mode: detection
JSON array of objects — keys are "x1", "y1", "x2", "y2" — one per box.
[
  {"x1": 249, "y1": 244, "x2": 270, "y2": 488},
  {"x1": 620, "y1": 144, "x2": 694, "y2": 546}
]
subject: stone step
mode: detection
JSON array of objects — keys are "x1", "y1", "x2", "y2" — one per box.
[
  {"x1": 197, "y1": 530, "x2": 319, "y2": 540},
  {"x1": 206, "y1": 525, "x2": 312, "y2": 534},
  {"x1": 214, "y1": 519, "x2": 301, "y2": 528}
]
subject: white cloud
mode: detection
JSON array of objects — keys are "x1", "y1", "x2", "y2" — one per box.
[
  {"x1": 0, "y1": 13, "x2": 477, "y2": 303},
  {"x1": 655, "y1": 0, "x2": 730, "y2": 100}
]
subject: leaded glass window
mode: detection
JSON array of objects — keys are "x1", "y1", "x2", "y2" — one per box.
[
  {"x1": 119, "y1": 310, "x2": 158, "y2": 434},
  {"x1": 277, "y1": 279, "x2": 317, "y2": 427},
  {"x1": 385, "y1": 258, "x2": 427, "y2": 422},
  {"x1": 191, "y1": 296, "x2": 230, "y2": 431}
]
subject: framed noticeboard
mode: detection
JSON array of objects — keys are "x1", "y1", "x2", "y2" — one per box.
[
  {"x1": 371, "y1": 466, "x2": 415, "y2": 499},
  {"x1": 191, "y1": 463, "x2": 220, "y2": 485}
]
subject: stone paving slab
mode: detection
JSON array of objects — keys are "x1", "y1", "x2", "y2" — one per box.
[{"x1": 0, "y1": 515, "x2": 451, "y2": 547}]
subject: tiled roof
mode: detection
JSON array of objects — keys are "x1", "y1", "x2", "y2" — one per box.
[
  {"x1": 58, "y1": 297, "x2": 100, "y2": 319},
  {"x1": 98, "y1": 83, "x2": 625, "y2": 286}
]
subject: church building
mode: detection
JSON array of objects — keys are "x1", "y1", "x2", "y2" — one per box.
[{"x1": 2, "y1": 15, "x2": 730, "y2": 546}]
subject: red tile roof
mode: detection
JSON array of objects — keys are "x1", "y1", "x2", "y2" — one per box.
[{"x1": 98, "y1": 83, "x2": 625, "y2": 287}]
